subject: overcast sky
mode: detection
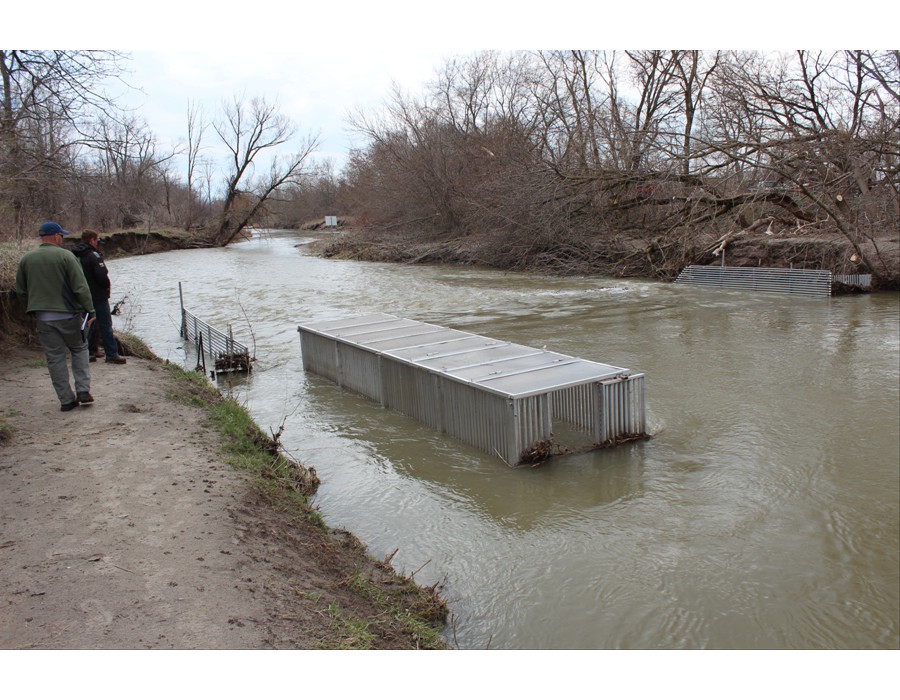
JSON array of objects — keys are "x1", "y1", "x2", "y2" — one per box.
[
  {"x1": 118, "y1": 47, "x2": 448, "y2": 170},
  {"x1": 6, "y1": 2, "x2": 891, "y2": 178}
]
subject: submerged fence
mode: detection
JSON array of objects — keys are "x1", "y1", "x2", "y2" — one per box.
[
  {"x1": 833, "y1": 274, "x2": 872, "y2": 288},
  {"x1": 298, "y1": 313, "x2": 647, "y2": 466},
  {"x1": 179, "y1": 284, "x2": 252, "y2": 374},
  {"x1": 674, "y1": 265, "x2": 833, "y2": 297}
]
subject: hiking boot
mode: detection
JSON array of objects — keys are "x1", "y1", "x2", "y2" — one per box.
[
  {"x1": 77, "y1": 392, "x2": 94, "y2": 404},
  {"x1": 105, "y1": 355, "x2": 126, "y2": 364},
  {"x1": 60, "y1": 399, "x2": 79, "y2": 412}
]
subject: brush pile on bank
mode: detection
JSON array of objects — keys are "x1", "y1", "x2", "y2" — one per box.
[{"x1": 318, "y1": 223, "x2": 900, "y2": 291}]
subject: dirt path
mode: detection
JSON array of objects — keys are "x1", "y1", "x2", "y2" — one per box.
[{"x1": 0, "y1": 345, "x2": 445, "y2": 650}]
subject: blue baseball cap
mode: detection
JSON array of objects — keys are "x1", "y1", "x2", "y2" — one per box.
[{"x1": 39, "y1": 221, "x2": 70, "y2": 237}]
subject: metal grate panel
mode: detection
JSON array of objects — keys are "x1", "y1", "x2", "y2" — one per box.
[
  {"x1": 181, "y1": 308, "x2": 252, "y2": 373},
  {"x1": 675, "y1": 265, "x2": 832, "y2": 297},
  {"x1": 833, "y1": 274, "x2": 872, "y2": 288}
]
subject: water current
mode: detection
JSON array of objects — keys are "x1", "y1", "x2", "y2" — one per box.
[{"x1": 109, "y1": 229, "x2": 900, "y2": 649}]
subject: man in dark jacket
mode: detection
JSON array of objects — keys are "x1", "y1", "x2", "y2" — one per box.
[
  {"x1": 15, "y1": 221, "x2": 96, "y2": 410},
  {"x1": 72, "y1": 230, "x2": 126, "y2": 365}
]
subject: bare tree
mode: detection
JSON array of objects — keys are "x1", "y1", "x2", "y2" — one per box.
[
  {"x1": 184, "y1": 99, "x2": 206, "y2": 230},
  {"x1": 200, "y1": 156, "x2": 216, "y2": 207},
  {"x1": 212, "y1": 95, "x2": 319, "y2": 246},
  {"x1": 699, "y1": 51, "x2": 898, "y2": 269},
  {"x1": 532, "y1": 50, "x2": 607, "y2": 170},
  {"x1": 432, "y1": 52, "x2": 496, "y2": 134},
  {"x1": 0, "y1": 50, "x2": 125, "y2": 237},
  {"x1": 672, "y1": 50, "x2": 720, "y2": 175},
  {"x1": 346, "y1": 82, "x2": 457, "y2": 231},
  {"x1": 88, "y1": 114, "x2": 176, "y2": 229}
]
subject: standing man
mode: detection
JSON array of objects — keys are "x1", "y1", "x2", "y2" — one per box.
[
  {"x1": 72, "y1": 230, "x2": 126, "y2": 365},
  {"x1": 15, "y1": 221, "x2": 96, "y2": 411}
]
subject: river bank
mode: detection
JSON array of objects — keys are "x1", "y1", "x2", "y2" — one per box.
[
  {"x1": 0, "y1": 335, "x2": 446, "y2": 650},
  {"x1": 9, "y1": 223, "x2": 895, "y2": 292},
  {"x1": 313, "y1": 226, "x2": 900, "y2": 291}
]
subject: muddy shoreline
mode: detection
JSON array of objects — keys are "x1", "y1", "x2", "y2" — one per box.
[{"x1": 0, "y1": 337, "x2": 447, "y2": 649}]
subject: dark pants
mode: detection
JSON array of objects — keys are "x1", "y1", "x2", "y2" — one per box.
[{"x1": 89, "y1": 298, "x2": 119, "y2": 357}]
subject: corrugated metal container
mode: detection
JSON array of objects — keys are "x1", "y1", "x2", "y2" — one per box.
[{"x1": 298, "y1": 313, "x2": 647, "y2": 465}]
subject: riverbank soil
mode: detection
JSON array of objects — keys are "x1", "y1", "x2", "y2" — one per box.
[
  {"x1": 316, "y1": 226, "x2": 900, "y2": 289},
  {"x1": 0, "y1": 343, "x2": 444, "y2": 650}
]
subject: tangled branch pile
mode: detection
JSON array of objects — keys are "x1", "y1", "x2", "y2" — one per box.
[{"x1": 335, "y1": 50, "x2": 899, "y2": 286}]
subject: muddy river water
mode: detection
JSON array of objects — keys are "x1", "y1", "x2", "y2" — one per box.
[{"x1": 109, "y1": 230, "x2": 899, "y2": 649}]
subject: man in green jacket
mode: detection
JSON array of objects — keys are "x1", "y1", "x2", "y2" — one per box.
[{"x1": 15, "y1": 221, "x2": 96, "y2": 411}]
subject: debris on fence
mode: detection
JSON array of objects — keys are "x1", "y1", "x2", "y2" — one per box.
[{"x1": 178, "y1": 283, "x2": 253, "y2": 376}]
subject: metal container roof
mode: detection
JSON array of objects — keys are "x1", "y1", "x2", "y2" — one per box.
[{"x1": 299, "y1": 313, "x2": 630, "y2": 400}]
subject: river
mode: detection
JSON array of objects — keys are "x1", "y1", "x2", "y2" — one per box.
[{"x1": 109, "y1": 229, "x2": 900, "y2": 649}]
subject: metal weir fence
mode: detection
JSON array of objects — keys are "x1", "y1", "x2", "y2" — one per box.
[
  {"x1": 180, "y1": 309, "x2": 252, "y2": 374},
  {"x1": 675, "y1": 265, "x2": 833, "y2": 297},
  {"x1": 833, "y1": 274, "x2": 873, "y2": 288}
]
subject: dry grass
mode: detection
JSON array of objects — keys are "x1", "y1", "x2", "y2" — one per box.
[{"x1": 0, "y1": 239, "x2": 35, "y2": 291}]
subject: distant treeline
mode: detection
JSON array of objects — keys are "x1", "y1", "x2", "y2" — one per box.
[
  {"x1": 2, "y1": 50, "x2": 897, "y2": 280},
  {"x1": 339, "y1": 50, "x2": 898, "y2": 281}
]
